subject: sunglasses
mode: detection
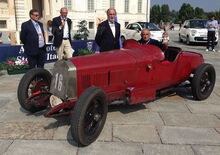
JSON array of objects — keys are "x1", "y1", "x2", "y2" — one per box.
[{"x1": 32, "y1": 14, "x2": 39, "y2": 17}]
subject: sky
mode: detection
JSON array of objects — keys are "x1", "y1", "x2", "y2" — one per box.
[{"x1": 151, "y1": 0, "x2": 220, "y2": 12}]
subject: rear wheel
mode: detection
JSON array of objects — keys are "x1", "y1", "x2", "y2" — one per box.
[
  {"x1": 71, "y1": 87, "x2": 108, "y2": 146},
  {"x1": 179, "y1": 34, "x2": 183, "y2": 42},
  {"x1": 191, "y1": 64, "x2": 216, "y2": 100},
  {"x1": 17, "y1": 68, "x2": 52, "y2": 113},
  {"x1": 121, "y1": 36, "x2": 125, "y2": 45},
  {"x1": 186, "y1": 36, "x2": 191, "y2": 45}
]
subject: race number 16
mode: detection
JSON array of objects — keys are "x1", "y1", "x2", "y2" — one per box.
[{"x1": 54, "y1": 73, "x2": 63, "y2": 91}]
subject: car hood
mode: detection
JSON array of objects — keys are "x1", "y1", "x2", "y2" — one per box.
[
  {"x1": 150, "y1": 30, "x2": 163, "y2": 41},
  {"x1": 189, "y1": 28, "x2": 207, "y2": 32}
]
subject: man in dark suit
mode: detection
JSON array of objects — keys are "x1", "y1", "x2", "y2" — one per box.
[
  {"x1": 52, "y1": 7, "x2": 72, "y2": 60},
  {"x1": 95, "y1": 8, "x2": 121, "y2": 52},
  {"x1": 20, "y1": 9, "x2": 46, "y2": 69}
]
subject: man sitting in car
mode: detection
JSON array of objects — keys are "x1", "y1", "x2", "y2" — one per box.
[{"x1": 138, "y1": 28, "x2": 168, "y2": 51}]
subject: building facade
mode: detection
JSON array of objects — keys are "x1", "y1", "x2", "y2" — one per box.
[
  {"x1": 0, "y1": 0, "x2": 150, "y2": 41},
  {"x1": 0, "y1": 0, "x2": 16, "y2": 31}
]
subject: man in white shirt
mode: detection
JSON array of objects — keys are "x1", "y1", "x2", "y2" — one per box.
[
  {"x1": 206, "y1": 16, "x2": 219, "y2": 52},
  {"x1": 52, "y1": 7, "x2": 73, "y2": 60},
  {"x1": 95, "y1": 8, "x2": 121, "y2": 52}
]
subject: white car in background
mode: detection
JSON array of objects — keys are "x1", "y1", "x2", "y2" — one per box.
[
  {"x1": 121, "y1": 22, "x2": 164, "y2": 43},
  {"x1": 179, "y1": 19, "x2": 219, "y2": 45}
]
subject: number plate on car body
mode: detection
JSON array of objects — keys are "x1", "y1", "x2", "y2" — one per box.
[{"x1": 50, "y1": 60, "x2": 77, "y2": 100}]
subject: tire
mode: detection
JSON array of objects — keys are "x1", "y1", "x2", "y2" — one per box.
[
  {"x1": 186, "y1": 36, "x2": 191, "y2": 45},
  {"x1": 121, "y1": 36, "x2": 125, "y2": 45},
  {"x1": 191, "y1": 63, "x2": 216, "y2": 100},
  {"x1": 17, "y1": 68, "x2": 52, "y2": 113},
  {"x1": 71, "y1": 87, "x2": 108, "y2": 146},
  {"x1": 179, "y1": 34, "x2": 183, "y2": 42}
]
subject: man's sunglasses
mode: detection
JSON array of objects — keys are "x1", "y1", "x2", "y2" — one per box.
[{"x1": 32, "y1": 14, "x2": 39, "y2": 17}]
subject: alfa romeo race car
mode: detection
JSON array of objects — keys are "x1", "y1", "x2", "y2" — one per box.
[{"x1": 17, "y1": 39, "x2": 216, "y2": 146}]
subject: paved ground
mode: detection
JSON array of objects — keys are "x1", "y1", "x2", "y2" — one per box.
[{"x1": 0, "y1": 30, "x2": 220, "y2": 155}]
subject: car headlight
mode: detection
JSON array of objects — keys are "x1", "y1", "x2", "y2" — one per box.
[{"x1": 191, "y1": 30, "x2": 197, "y2": 36}]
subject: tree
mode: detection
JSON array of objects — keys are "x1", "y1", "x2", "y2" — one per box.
[
  {"x1": 150, "y1": 5, "x2": 161, "y2": 24},
  {"x1": 194, "y1": 7, "x2": 206, "y2": 19},
  {"x1": 161, "y1": 4, "x2": 170, "y2": 22},
  {"x1": 73, "y1": 20, "x2": 90, "y2": 40},
  {"x1": 170, "y1": 10, "x2": 179, "y2": 23},
  {"x1": 179, "y1": 3, "x2": 194, "y2": 22}
]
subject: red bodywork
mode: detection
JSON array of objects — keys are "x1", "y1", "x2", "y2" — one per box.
[
  {"x1": 73, "y1": 40, "x2": 203, "y2": 104},
  {"x1": 46, "y1": 40, "x2": 204, "y2": 116}
]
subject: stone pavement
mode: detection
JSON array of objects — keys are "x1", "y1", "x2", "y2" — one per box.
[{"x1": 1, "y1": 35, "x2": 220, "y2": 154}]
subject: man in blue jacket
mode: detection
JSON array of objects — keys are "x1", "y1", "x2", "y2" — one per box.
[{"x1": 20, "y1": 9, "x2": 46, "y2": 69}]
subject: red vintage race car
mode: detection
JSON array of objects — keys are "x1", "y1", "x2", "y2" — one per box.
[{"x1": 17, "y1": 39, "x2": 216, "y2": 146}]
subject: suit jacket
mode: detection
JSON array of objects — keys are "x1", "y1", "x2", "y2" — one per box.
[
  {"x1": 20, "y1": 20, "x2": 46, "y2": 56},
  {"x1": 52, "y1": 16, "x2": 72, "y2": 47},
  {"x1": 95, "y1": 20, "x2": 121, "y2": 52}
]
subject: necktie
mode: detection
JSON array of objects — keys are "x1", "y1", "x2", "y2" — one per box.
[{"x1": 35, "y1": 23, "x2": 41, "y2": 33}]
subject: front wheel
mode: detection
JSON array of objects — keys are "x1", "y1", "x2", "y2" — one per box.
[
  {"x1": 17, "y1": 68, "x2": 52, "y2": 113},
  {"x1": 179, "y1": 34, "x2": 183, "y2": 42},
  {"x1": 71, "y1": 87, "x2": 108, "y2": 146},
  {"x1": 191, "y1": 64, "x2": 216, "y2": 100},
  {"x1": 186, "y1": 36, "x2": 191, "y2": 45},
  {"x1": 121, "y1": 36, "x2": 126, "y2": 45}
]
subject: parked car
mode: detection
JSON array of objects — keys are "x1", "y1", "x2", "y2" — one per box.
[
  {"x1": 121, "y1": 22, "x2": 164, "y2": 43},
  {"x1": 17, "y1": 39, "x2": 216, "y2": 146},
  {"x1": 179, "y1": 19, "x2": 219, "y2": 45}
]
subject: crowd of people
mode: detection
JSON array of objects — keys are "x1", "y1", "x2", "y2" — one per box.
[
  {"x1": 16, "y1": 7, "x2": 219, "y2": 69},
  {"x1": 20, "y1": 7, "x2": 170, "y2": 69}
]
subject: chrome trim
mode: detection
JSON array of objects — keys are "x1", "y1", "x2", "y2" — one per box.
[
  {"x1": 66, "y1": 60, "x2": 77, "y2": 100},
  {"x1": 50, "y1": 59, "x2": 77, "y2": 100}
]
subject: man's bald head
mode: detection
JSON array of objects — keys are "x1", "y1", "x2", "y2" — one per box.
[
  {"x1": 60, "y1": 7, "x2": 68, "y2": 17},
  {"x1": 141, "y1": 29, "x2": 151, "y2": 41}
]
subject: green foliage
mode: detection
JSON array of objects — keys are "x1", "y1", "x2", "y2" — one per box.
[
  {"x1": 207, "y1": 11, "x2": 220, "y2": 20},
  {"x1": 0, "y1": 62, "x2": 7, "y2": 70},
  {"x1": 150, "y1": 5, "x2": 161, "y2": 24},
  {"x1": 73, "y1": 34, "x2": 82, "y2": 40},
  {"x1": 170, "y1": 10, "x2": 180, "y2": 23},
  {"x1": 78, "y1": 48, "x2": 93, "y2": 56},
  {"x1": 150, "y1": 4, "x2": 171, "y2": 24},
  {"x1": 151, "y1": 3, "x2": 220, "y2": 24},
  {"x1": 179, "y1": 3, "x2": 195, "y2": 22},
  {"x1": 0, "y1": 57, "x2": 29, "y2": 71},
  {"x1": 161, "y1": 4, "x2": 170, "y2": 22},
  {"x1": 194, "y1": 7, "x2": 206, "y2": 19},
  {"x1": 74, "y1": 20, "x2": 90, "y2": 40}
]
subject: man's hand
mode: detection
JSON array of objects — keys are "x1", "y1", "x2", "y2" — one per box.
[
  {"x1": 59, "y1": 19, "x2": 65, "y2": 29},
  {"x1": 162, "y1": 32, "x2": 169, "y2": 44}
]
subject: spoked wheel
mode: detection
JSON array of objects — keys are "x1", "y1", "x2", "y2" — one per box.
[
  {"x1": 17, "y1": 68, "x2": 52, "y2": 113},
  {"x1": 191, "y1": 64, "x2": 216, "y2": 100},
  {"x1": 71, "y1": 87, "x2": 108, "y2": 146}
]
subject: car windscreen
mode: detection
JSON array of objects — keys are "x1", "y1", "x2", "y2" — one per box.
[
  {"x1": 139, "y1": 22, "x2": 160, "y2": 31},
  {"x1": 189, "y1": 20, "x2": 207, "y2": 28}
]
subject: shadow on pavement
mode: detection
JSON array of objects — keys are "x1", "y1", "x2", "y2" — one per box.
[{"x1": 108, "y1": 103, "x2": 147, "y2": 114}]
